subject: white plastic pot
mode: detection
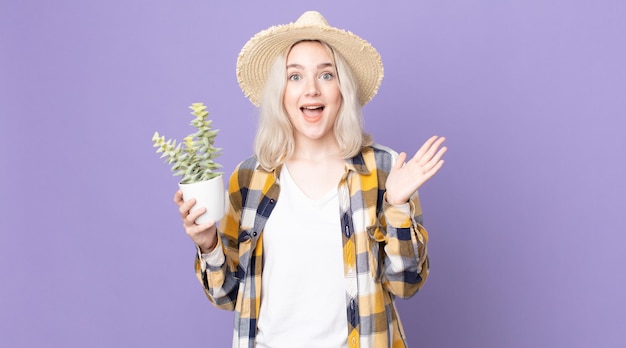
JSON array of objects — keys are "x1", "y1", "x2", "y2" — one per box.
[{"x1": 178, "y1": 175, "x2": 225, "y2": 224}]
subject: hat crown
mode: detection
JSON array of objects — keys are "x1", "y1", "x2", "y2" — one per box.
[{"x1": 294, "y1": 11, "x2": 329, "y2": 28}]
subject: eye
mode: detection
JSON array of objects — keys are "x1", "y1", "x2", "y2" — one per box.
[
  {"x1": 288, "y1": 73, "x2": 302, "y2": 81},
  {"x1": 320, "y1": 72, "x2": 334, "y2": 81}
]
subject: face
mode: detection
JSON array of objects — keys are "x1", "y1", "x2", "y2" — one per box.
[{"x1": 283, "y1": 41, "x2": 342, "y2": 145}]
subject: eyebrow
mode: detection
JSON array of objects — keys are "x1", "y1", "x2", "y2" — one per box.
[{"x1": 286, "y1": 62, "x2": 335, "y2": 70}]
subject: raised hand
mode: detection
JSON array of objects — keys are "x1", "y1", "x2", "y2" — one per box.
[{"x1": 385, "y1": 136, "x2": 447, "y2": 205}]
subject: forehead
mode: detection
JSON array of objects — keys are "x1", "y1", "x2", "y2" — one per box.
[{"x1": 286, "y1": 41, "x2": 335, "y2": 65}]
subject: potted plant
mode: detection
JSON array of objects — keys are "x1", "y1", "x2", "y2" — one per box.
[{"x1": 152, "y1": 102, "x2": 224, "y2": 223}]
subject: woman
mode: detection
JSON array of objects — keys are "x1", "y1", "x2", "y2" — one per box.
[{"x1": 174, "y1": 11, "x2": 447, "y2": 348}]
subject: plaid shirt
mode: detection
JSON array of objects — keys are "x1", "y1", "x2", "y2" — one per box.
[{"x1": 195, "y1": 144, "x2": 429, "y2": 348}]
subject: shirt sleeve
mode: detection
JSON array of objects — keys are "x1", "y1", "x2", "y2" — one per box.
[
  {"x1": 380, "y1": 191, "x2": 429, "y2": 298},
  {"x1": 193, "y1": 167, "x2": 245, "y2": 311},
  {"x1": 198, "y1": 241, "x2": 225, "y2": 272}
]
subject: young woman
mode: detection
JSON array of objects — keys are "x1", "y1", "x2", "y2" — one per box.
[{"x1": 174, "y1": 11, "x2": 447, "y2": 348}]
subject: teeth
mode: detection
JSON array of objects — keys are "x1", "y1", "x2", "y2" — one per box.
[{"x1": 303, "y1": 106, "x2": 322, "y2": 110}]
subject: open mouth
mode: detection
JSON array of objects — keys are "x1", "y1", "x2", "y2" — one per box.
[
  {"x1": 300, "y1": 105, "x2": 325, "y2": 119},
  {"x1": 300, "y1": 105, "x2": 325, "y2": 112}
]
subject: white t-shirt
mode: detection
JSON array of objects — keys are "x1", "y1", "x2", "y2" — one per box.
[{"x1": 255, "y1": 166, "x2": 348, "y2": 348}]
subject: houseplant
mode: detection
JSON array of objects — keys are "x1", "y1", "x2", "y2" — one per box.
[{"x1": 152, "y1": 102, "x2": 224, "y2": 223}]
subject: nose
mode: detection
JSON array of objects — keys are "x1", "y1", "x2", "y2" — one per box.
[{"x1": 305, "y1": 78, "x2": 320, "y2": 96}]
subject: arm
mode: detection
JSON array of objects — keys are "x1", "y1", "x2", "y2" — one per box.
[
  {"x1": 175, "y1": 167, "x2": 245, "y2": 311},
  {"x1": 197, "y1": 167, "x2": 247, "y2": 311},
  {"x1": 380, "y1": 136, "x2": 446, "y2": 297}
]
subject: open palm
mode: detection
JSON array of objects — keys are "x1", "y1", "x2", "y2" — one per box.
[{"x1": 385, "y1": 136, "x2": 447, "y2": 205}]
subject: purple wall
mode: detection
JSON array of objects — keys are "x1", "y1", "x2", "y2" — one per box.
[{"x1": 2, "y1": 1, "x2": 625, "y2": 347}]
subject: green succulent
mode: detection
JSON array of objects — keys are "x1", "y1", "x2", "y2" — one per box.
[{"x1": 152, "y1": 103, "x2": 222, "y2": 184}]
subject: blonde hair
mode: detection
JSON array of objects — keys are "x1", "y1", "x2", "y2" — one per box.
[{"x1": 254, "y1": 40, "x2": 372, "y2": 170}]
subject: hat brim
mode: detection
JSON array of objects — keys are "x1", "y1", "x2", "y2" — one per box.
[{"x1": 237, "y1": 22, "x2": 383, "y2": 107}]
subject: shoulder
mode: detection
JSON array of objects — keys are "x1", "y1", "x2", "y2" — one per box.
[
  {"x1": 237, "y1": 155, "x2": 259, "y2": 172},
  {"x1": 231, "y1": 154, "x2": 257, "y2": 173},
  {"x1": 229, "y1": 155, "x2": 276, "y2": 191},
  {"x1": 227, "y1": 155, "x2": 258, "y2": 191},
  {"x1": 370, "y1": 143, "x2": 398, "y2": 158},
  {"x1": 363, "y1": 143, "x2": 398, "y2": 172}
]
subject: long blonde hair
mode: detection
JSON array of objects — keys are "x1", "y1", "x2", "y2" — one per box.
[{"x1": 254, "y1": 40, "x2": 372, "y2": 170}]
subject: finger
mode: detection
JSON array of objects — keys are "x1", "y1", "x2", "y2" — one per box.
[
  {"x1": 424, "y1": 136, "x2": 445, "y2": 159},
  {"x1": 184, "y1": 220, "x2": 215, "y2": 237},
  {"x1": 430, "y1": 160, "x2": 445, "y2": 176},
  {"x1": 178, "y1": 198, "x2": 197, "y2": 217},
  {"x1": 197, "y1": 221, "x2": 216, "y2": 232},
  {"x1": 184, "y1": 206, "x2": 207, "y2": 226},
  {"x1": 422, "y1": 146, "x2": 448, "y2": 172},
  {"x1": 189, "y1": 206, "x2": 207, "y2": 221},
  {"x1": 393, "y1": 152, "x2": 407, "y2": 171},
  {"x1": 411, "y1": 135, "x2": 440, "y2": 163},
  {"x1": 426, "y1": 159, "x2": 445, "y2": 177},
  {"x1": 416, "y1": 136, "x2": 446, "y2": 165},
  {"x1": 173, "y1": 190, "x2": 184, "y2": 206},
  {"x1": 185, "y1": 223, "x2": 217, "y2": 248}
]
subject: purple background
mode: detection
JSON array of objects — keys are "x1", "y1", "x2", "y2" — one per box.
[{"x1": 2, "y1": 1, "x2": 625, "y2": 347}]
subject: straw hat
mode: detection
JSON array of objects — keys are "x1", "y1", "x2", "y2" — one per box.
[{"x1": 236, "y1": 11, "x2": 384, "y2": 107}]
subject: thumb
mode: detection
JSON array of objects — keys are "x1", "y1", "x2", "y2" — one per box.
[{"x1": 393, "y1": 152, "x2": 407, "y2": 171}]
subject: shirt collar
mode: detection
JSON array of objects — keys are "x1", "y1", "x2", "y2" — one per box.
[
  {"x1": 344, "y1": 149, "x2": 372, "y2": 175},
  {"x1": 255, "y1": 161, "x2": 284, "y2": 181},
  {"x1": 255, "y1": 148, "x2": 372, "y2": 177}
]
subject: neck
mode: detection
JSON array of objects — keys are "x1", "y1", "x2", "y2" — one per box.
[{"x1": 290, "y1": 138, "x2": 341, "y2": 162}]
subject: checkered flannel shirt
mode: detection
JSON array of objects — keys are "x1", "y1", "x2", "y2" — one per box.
[{"x1": 195, "y1": 144, "x2": 429, "y2": 347}]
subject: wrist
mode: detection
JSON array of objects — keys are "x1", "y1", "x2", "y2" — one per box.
[
  {"x1": 385, "y1": 193, "x2": 408, "y2": 206},
  {"x1": 198, "y1": 239, "x2": 218, "y2": 254}
]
